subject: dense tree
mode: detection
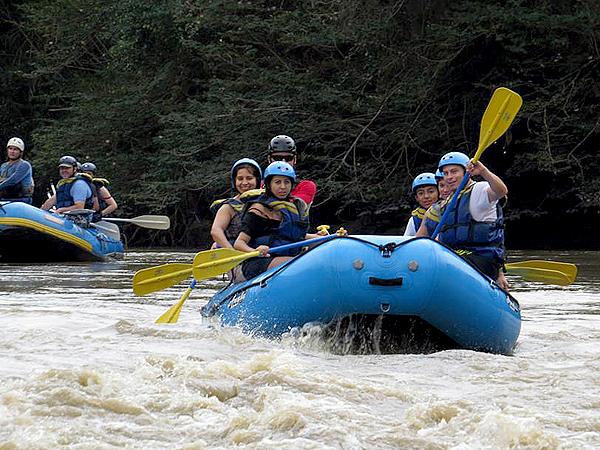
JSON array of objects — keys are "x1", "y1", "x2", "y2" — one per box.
[{"x1": 1, "y1": 0, "x2": 599, "y2": 247}]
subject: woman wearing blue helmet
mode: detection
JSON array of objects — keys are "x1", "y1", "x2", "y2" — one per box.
[
  {"x1": 403, "y1": 172, "x2": 439, "y2": 236},
  {"x1": 431, "y1": 151, "x2": 509, "y2": 290},
  {"x1": 210, "y1": 158, "x2": 262, "y2": 249},
  {"x1": 233, "y1": 161, "x2": 322, "y2": 281}
]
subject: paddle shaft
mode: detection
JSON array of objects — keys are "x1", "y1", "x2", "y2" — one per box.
[
  {"x1": 104, "y1": 215, "x2": 170, "y2": 230},
  {"x1": 192, "y1": 234, "x2": 338, "y2": 278}
]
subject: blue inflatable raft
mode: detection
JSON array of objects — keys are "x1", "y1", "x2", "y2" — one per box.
[
  {"x1": 201, "y1": 235, "x2": 521, "y2": 355},
  {"x1": 0, "y1": 201, "x2": 124, "y2": 262}
]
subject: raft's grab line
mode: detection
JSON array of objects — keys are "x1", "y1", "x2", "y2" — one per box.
[
  {"x1": 202, "y1": 235, "x2": 520, "y2": 317},
  {"x1": 0, "y1": 217, "x2": 93, "y2": 252}
]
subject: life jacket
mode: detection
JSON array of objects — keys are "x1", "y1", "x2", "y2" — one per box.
[
  {"x1": 92, "y1": 177, "x2": 110, "y2": 211},
  {"x1": 438, "y1": 182, "x2": 505, "y2": 260},
  {"x1": 410, "y1": 207, "x2": 427, "y2": 233},
  {"x1": 56, "y1": 173, "x2": 95, "y2": 209},
  {"x1": 210, "y1": 197, "x2": 245, "y2": 245},
  {"x1": 0, "y1": 160, "x2": 34, "y2": 199},
  {"x1": 244, "y1": 193, "x2": 310, "y2": 256},
  {"x1": 423, "y1": 202, "x2": 442, "y2": 236}
]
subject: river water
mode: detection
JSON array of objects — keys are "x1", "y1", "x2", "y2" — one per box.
[{"x1": 0, "y1": 250, "x2": 598, "y2": 449}]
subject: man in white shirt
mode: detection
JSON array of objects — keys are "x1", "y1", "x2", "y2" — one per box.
[{"x1": 435, "y1": 151, "x2": 509, "y2": 290}]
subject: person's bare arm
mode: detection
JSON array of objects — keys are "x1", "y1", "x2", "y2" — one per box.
[
  {"x1": 211, "y1": 204, "x2": 235, "y2": 249},
  {"x1": 41, "y1": 194, "x2": 56, "y2": 211},
  {"x1": 99, "y1": 186, "x2": 117, "y2": 216},
  {"x1": 467, "y1": 161, "x2": 508, "y2": 202}
]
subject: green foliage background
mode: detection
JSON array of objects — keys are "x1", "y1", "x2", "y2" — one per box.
[{"x1": 2, "y1": 0, "x2": 599, "y2": 248}]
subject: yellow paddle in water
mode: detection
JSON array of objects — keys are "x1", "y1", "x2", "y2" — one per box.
[
  {"x1": 505, "y1": 260, "x2": 577, "y2": 286},
  {"x1": 155, "y1": 279, "x2": 197, "y2": 324}
]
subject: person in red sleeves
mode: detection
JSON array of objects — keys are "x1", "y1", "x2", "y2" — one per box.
[{"x1": 266, "y1": 135, "x2": 317, "y2": 207}]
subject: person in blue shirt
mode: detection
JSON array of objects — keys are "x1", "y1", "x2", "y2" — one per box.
[
  {"x1": 41, "y1": 156, "x2": 98, "y2": 214},
  {"x1": 0, "y1": 137, "x2": 34, "y2": 204}
]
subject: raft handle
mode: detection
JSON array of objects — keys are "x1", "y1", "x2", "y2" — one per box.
[{"x1": 369, "y1": 276, "x2": 403, "y2": 287}]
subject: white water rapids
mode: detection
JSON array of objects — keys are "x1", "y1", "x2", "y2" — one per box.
[{"x1": 1, "y1": 250, "x2": 599, "y2": 449}]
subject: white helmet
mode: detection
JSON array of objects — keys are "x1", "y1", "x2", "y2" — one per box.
[{"x1": 7, "y1": 137, "x2": 25, "y2": 152}]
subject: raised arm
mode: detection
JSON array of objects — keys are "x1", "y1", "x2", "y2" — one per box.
[{"x1": 467, "y1": 161, "x2": 508, "y2": 202}]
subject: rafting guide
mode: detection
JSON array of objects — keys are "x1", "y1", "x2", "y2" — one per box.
[{"x1": 0, "y1": 137, "x2": 34, "y2": 204}]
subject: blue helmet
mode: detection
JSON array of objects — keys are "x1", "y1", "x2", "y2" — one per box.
[
  {"x1": 438, "y1": 152, "x2": 470, "y2": 171},
  {"x1": 435, "y1": 169, "x2": 444, "y2": 180},
  {"x1": 411, "y1": 172, "x2": 437, "y2": 192},
  {"x1": 81, "y1": 162, "x2": 97, "y2": 173},
  {"x1": 231, "y1": 158, "x2": 262, "y2": 191},
  {"x1": 263, "y1": 161, "x2": 296, "y2": 184}
]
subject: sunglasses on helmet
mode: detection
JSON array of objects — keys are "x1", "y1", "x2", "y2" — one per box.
[{"x1": 270, "y1": 154, "x2": 295, "y2": 162}]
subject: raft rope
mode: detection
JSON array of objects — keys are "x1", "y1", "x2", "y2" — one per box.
[{"x1": 202, "y1": 236, "x2": 411, "y2": 316}]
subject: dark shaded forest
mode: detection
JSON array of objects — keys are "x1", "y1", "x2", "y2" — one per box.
[{"x1": 1, "y1": 0, "x2": 599, "y2": 249}]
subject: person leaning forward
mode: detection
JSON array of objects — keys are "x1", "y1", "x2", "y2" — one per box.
[
  {"x1": 0, "y1": 137, "x2": 34, "y2": 204},
  {"x1": 41, "y1": 156, "x2": 98, "y2": 214}
]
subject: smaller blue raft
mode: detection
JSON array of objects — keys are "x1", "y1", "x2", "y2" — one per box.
[
  {"x1": 202, "y1": 235, "x2": 521, "y2": 355},
  {"x1": 0, "y1": 201, "x2": 124, "y2": 262}
]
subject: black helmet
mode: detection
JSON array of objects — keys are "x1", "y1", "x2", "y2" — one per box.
[
  {"x1": 268, "y1": 135, "x2": 296, "y2": 154},
  {"x1": 58, "y1": 155, "x2": 78, "y2": 168},
  {"x1": 81, "y1": 162, "x2": 97, "y2": 173}
]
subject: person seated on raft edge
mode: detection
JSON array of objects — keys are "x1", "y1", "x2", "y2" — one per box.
[
  {"x1": 403, "y1": 172, "x2": 439, "y2": 237},
  {"x1": 41, "y1": 155, "x2": 99, "y2": 214},
  {"x1": 415, "y1": 151, "x2": 510, "y2": 291},
  {"x1": 266, "y1": 134, "x2": 317, "y2": 208},
  {"x1": 80, "y1": 162, "x2": 118, "y2": 219},
  {"x1": 0, "y1": 137, "x2": 35, "y2": 204},
  {"x1": 231, "y1": 161, "x2": 326, "y2": 283},
  {"x1": 415, "y1": 168, "x2": 452, "y2": 237},
  {"x1": 210, "y1": 158, "x2": 262, "y2": 249}
]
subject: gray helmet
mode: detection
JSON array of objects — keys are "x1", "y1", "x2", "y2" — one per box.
[
  {"x1": 268, "y1": 135, "x2": 296, "y2": 154},
  {"x1": 58, "y1": 155, "x2": 78, "y2": 168},
  {"x1": 81, "y1": 162, "x2": 97, "y2": 173}
]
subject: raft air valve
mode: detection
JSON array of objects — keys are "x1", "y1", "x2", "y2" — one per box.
[{"x1": 352, "y1": 259, "x2": 364, "y2": 270}]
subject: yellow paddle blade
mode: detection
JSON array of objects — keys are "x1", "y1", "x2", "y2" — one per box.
[
  {"x1": 155, "y1": 283, "x2": 195, "y2": 324},
  {"x1": 132, "y1": 263, "x2": 193, "y2": 296},
  {"x1": 473, "y1": 87, "x2": 523, "y2": 162},
  {"x1": 506, "y1": 260, "x2": 577, "y2": 284},
  {"x1": 192, "y1": 248, "x2": 260, "y2": 280},
  {"x1": 505, "y1": 266, "x2": 572, "y2": 286}
]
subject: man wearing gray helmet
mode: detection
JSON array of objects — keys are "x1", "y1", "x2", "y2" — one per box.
[
  {"x1": 0, "y1": 137, "x2": 35, "y2": 204},
  {"x1": 41, "y1": 156, "x2": 98, "y2": 213}
]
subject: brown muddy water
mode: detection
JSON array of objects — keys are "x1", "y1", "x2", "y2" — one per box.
[{"x1": 1, "y1": 250, "x2": 599, "y2": 449}]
